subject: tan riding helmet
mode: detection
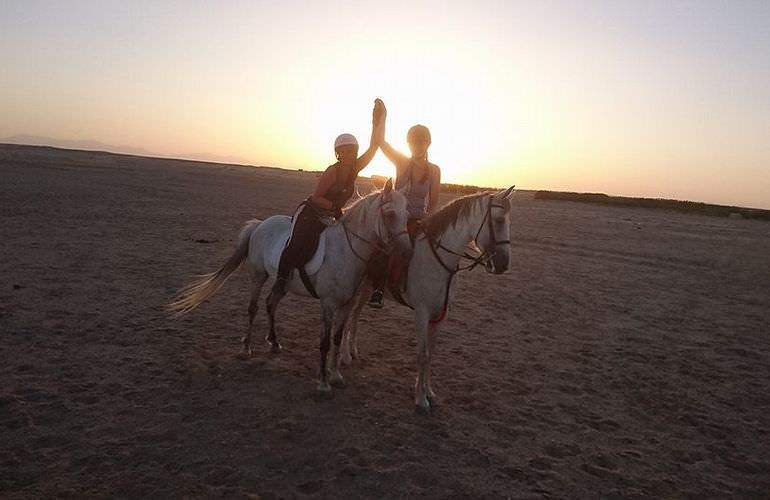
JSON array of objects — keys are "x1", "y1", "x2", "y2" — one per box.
[{"x1": 407, "y1": 125, "x2": 431, "y2": 145}]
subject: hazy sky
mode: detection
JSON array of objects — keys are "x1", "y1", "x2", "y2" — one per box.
[{"x1": 2, "y1": 0, "x2": 769, "y2": 208}]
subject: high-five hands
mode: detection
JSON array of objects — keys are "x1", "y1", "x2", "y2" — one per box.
[{"x1": 373, "y1": 98, "x2": 387, "y2": 126}]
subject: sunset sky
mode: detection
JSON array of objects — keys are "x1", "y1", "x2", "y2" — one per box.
[{"x1": 2, "y1": 1, "x2": 769, "y2": 208}]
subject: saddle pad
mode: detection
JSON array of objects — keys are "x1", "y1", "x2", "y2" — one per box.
[
  {"x1": 303, "y1": 229, "x2": 327, "y2": 275},
  {"x1": 266, "y1": 217, "x2": 328, "y2": 277}
]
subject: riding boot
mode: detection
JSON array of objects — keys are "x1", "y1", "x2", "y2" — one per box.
[{"x1": 368, "y1": 289, "x2": 384, "y2": 308}]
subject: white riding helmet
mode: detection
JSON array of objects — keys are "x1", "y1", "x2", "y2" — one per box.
[{"x1": 334, "y1": 133, "x2": 358, "y2": 150}]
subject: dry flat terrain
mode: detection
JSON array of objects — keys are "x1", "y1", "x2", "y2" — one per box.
[{"x1": 1, "y1": 145, "x2": 769, "y2": 498}]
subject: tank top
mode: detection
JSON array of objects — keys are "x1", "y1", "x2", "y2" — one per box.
[
  {"x1": 311, "y1": 162, "x2": 357, "y2": 215},
  {"x1": 396, "y1": 161, "x2": 432, "y2": 220}
]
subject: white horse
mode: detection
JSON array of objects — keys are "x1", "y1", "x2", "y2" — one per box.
[
  {"x1": 339, "y1": 186, "x2": 516, "y2": 411},
  {"x1": 169, "y1": 179, "x2": 412, "y2": 392}
]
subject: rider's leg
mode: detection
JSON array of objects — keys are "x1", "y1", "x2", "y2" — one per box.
[
  {"x1": 367, "y1": 252, "x2": 388, "y2": 308},
  {"x1": 269, "y1": 207, "x2": 323, "y2": 297},
  {"x1": 368, "y1": 218, "x2": 419, "y2": 307},
  {"x1": 266, "y1": 207, "x2": 325, "y2": 349}
]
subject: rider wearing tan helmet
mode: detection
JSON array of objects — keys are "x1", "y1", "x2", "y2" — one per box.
[{"x1": 368, "y1": 100, "x2": 442, "y2": 307}]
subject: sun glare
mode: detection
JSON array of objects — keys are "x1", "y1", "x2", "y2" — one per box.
[{"x1": 276, "y1": 54, "x2": 528, "y2": 188}]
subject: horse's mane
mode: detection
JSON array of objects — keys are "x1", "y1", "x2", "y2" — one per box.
[
  {"x1": 339, "y1": 189, "x2": 382, "y2": 225},
  {"x1": 422, "y1": 192, "x2": 492, "y2": 239}
]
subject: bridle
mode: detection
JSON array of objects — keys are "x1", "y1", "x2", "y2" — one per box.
[
  {"x1": 342, "y1": 194, "x2": 409, "y2": 263},
  {"x1": 426, "y1": 194, "x2": 511, "y2": 273},
  {"x1": 397, "y1": 193, "x2": 511, "y2": 318}
]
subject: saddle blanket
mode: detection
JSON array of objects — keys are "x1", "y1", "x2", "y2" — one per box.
[{"x1": 266, "y1": 213, "x2": 329, "y2": 277}]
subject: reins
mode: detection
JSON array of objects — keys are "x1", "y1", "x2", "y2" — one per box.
[
  {"x1": 341, "y1": 195, "x2": 408, "y2": 263},
  {"x1": 410, "y1": 194, "x2": 510, "y2": 320},
  {"x1": 424, "y1": 194, "x2": 510, "y2": 272}
]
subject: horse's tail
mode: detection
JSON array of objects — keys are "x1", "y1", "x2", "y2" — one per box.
[{"x1": 167, "y1": 219, "x2": 262, "y2": 316}]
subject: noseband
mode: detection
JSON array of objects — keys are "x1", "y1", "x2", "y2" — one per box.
[
  {"x1": 426, "y1": 195, "x2": 510, "y2": 273},
  {"x1": 472, "y1": 195, "x2": 511, "y2": 264},
  {"x1": 411, "y1": 194, "x2": 510, "y2": 318}
]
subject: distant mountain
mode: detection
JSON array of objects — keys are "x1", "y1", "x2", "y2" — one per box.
[
  {"x1": 1, "y1": 134, "x2": 155, "y2": 157},
  {"x1": 178, "y1": 151, "x2": 253, "y2": 165},
  {"x1": 0, "y1": 134, "x2": 252, "y2": 166}
]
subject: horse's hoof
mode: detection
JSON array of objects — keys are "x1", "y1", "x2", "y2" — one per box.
[
  {"x1": 266, "y1": 340, "x2": 282, "y2": 353},
  {"x1": 236, "y1": 350, "x2": 251, "y2": 360},
  {"x1": 415, "y1": 401, "x2": 431, "y2": 415},
  {"x1": 340, "y1": 353, "x2": 353, "y2": 366},
  {"x1": 427, "y1": 390, "x2": 439, "y2": 405},
  {"x1": 330, "y1": 372, "x2": 346, "y2": 388},
  {"x1": 317, "y1": 382, "x2": 332, "y2": 394}
]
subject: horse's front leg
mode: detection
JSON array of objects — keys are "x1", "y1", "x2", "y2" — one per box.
[
  {"x1": 317, "y1": 304, "x2": 334, "y2": 393},
  {"x1": 341, "y1": 281, "x2": 370, "y2": 365},
  {"x1": 413, "y1": 309, "x2": 431, "y2": 412},
  {"x1": 330, "y1": 297, "x2": 357, "y2": 387},
  {"x1": 265, "y1": 282, "x2": 285, "y2": 353}
]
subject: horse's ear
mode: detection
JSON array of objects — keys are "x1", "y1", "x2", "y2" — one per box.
[
  {"x1": 502, "y1": 185, "x2": 516, "y2": 199},
  {"x1": 383, "y1": 178, "x2": 393, "y2": 196}
]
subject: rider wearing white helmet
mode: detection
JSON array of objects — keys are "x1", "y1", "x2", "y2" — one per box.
[
  {"x1": 333, "y1": 133, "x2": 358, "y2": 150},
  {"x1": 269, "y1": 100, "x2": 386, "y2": 299}
]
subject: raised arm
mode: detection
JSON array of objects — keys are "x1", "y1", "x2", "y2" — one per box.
[
  {"x1": 354, "y1": 123, "x2": 380, "y2": 173},
  {"x1": 379, "y1": 139, "x2": 410, "y2": 177},
  {"x1": 379, "y1": 128, "x2": 411, "y2": 180},
  {"x1": 370, "y1": 99, "x2": 410, "y2": 177},
  {"x1": 355, "y1": 98, "x2": 386, "y2": 173}
]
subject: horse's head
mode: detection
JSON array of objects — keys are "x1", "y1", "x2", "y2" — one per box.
[
  {"x1": 474, "y1": 185, "x2": 515, "y2": 274},
  {"x1": 378, "y1": 179, "x2": 413, "y2": 264}
]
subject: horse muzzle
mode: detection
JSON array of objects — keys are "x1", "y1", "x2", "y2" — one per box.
[{"x1": 485, "y1": 252, "x2": 510, "y2": 274}]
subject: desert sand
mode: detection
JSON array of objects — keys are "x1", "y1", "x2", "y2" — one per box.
[{"x1": 1, "y1": 144, "x2": 769, "y2": 498}]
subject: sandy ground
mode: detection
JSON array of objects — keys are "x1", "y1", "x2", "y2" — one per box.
[{"x1": 1, "y1": 144, "x2": 769, "y2": 498}]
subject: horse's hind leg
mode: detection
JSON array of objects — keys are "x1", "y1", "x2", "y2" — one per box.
[
  {"x1": 243, "y1": 270, "x2": 268, "y2": 356},
  {"x1": 425, "y1": 321, "x2": 440, "y2": 404},
  {"x1": 265, "y1": 279, "x2": 286, "y2": 353}
]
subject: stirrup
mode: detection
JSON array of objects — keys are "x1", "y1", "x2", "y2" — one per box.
[{"x1": 368, "y1": 289, "x2": 384, "y2": 309}]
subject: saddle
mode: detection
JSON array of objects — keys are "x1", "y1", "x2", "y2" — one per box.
[
  {"x1": 267, "y1": 224, "x2": 328, "y2": 276},
  {"x1": 296, "y1": 235, "x2": 326, "y2": 298},
  {"x1": 266, "y1": 216, "x2": 330, "y2": 298},
  {"x1": 300, "y1": 231, "x2": 327, "y2": 276}
]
